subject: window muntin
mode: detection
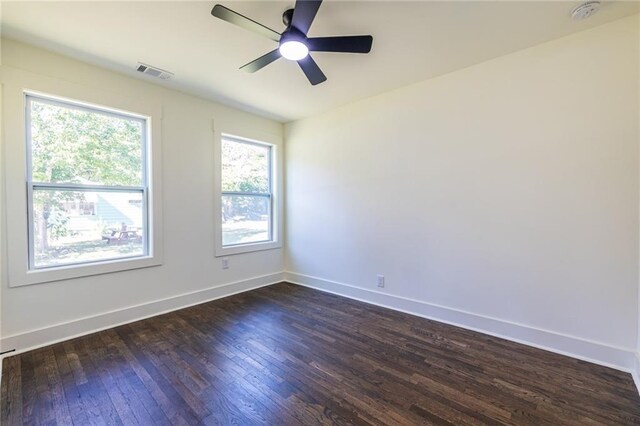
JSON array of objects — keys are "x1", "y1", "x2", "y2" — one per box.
[
  {"x1": 221, "y1": 137, "x2": 273, "y2": 247},
  {"x1": 26, "y1": 94, "x2": 149, "y2": 269}
]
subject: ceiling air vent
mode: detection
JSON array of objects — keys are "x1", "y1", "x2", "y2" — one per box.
[{"x1": 136, "y1": 62, "x2": 174, "y2": 80}]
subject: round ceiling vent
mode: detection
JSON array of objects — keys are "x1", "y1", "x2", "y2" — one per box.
[{"x1": 571, "y1": 2, "x2": 601, "y2": 20}]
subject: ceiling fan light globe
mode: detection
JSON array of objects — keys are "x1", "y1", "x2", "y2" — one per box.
[{"x1": 279, "y1": 40, "x2": 309, "y2": 61}]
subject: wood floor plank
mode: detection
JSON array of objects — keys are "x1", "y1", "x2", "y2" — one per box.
[
  {"x1": 0, "y1": 355, "x2": 23, "y2": 425},
  {"x1": 2, "y1": 282, "x2": 640, "y2": 425},
  {"x1": 51, "y1": 344, "x2": 93, "y2": 426},
  {"x1": 41, "y1": 347, "x2": 72, "y2": 426},
  {"x1": 19, "y1": 351, "x2": 38, "y2": 425},
  {"x1": 71, "y1": 338, "x2": 123, "y2": 425}
]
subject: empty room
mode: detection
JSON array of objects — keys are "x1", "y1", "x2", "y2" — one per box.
[{"x1": 1, "y1": 0, "x2": 640, "y2": 424}]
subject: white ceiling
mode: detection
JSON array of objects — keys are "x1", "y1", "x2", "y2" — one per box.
[{"x1": 2, "y1": 1, "x2": 638, "y2": 122}]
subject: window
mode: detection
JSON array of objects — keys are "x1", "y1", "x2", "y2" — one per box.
[
  {"x1": 26, "y1": 94, "x2": 149, "y2": 269},
  {"x1": 219, "y1": 135, "x2": 277, "y2": 252},
  {"x1": 61, "y1": 200, "x2": 96, "y2": 216}
]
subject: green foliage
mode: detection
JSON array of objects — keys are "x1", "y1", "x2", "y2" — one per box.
[
  {"x1": 33, "y1": 190, "x2": 73, "y2": 241},
  {"x1": 30, "y1": 99, "x2": 144, "y2": 243},
  {"x1": 221, "y1": 140, "x2": 271, "y2": 221},
  {"x1": 45, "y1": 207, "x2": 70, "y2": 239},
  {"x1": 221, "y1": 140, "x2": 269, "y2": 193},
  {"x1": 31, "y1": 100, "x2": 143, "y2": 186}
]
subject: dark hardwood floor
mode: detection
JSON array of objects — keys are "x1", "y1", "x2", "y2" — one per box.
[{"x1": 2, "y1": 282, "x2": 639, "y2": 425}]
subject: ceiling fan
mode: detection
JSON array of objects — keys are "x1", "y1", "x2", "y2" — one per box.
[{"x1": 211, "y1": 0, "x2": 373, "y2": 86}]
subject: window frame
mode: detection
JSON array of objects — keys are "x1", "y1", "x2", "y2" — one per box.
[
  {"x1": 4, "y1": 81, "x2": 163, "y2": 287},
  {"x1": 25, "y1": 93, "x2": 150, "y2": 270},
  {"x1": 214, "y1": 130, "x2": 282, "y2": 257}
]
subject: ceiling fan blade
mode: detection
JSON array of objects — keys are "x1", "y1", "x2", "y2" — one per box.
[
  {"x1": 297, "y1": 55, "x2": 327, "y2": 85},
  {"x1": 291, "y1": 0, "x2": 322, "y2": 35},
  {"x1": 307, "y1": 35, "x2": 373, "y2": 53},
  {"x1": 240, "y1": 49, "x2": 281, "y2": 73},
  {"x1": 211, "y1": 5, "x2": 281, "y2": 42}
]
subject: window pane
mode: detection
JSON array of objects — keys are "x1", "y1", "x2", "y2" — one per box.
[
  {"x1": 221, "y1": 139, "x2": 269, "y2": 193},
  {"x1": 29, "y1": 98, "x2": 144, "y2": 186},
  {"x1": 32, "y1": 189, "x2": 145, "y2": 268},
  {"x1": 222, "y1": 195, "x2": 270, "y2": 246}
]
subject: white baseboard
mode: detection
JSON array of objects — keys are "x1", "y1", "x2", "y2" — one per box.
[
  {"x1": 285, "y1": 271, "x2": 636, "y2": 374},
  {"x1": 3, "y1": 270, "x2": 637, "y2": 395},
  {"x1": 1, "y1": 272, "x2": 284, "y2": 355}
]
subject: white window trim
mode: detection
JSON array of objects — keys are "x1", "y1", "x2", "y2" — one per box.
[
  {"x1": 4, "y1": 76, "x2": 163, "y2": 287},
  {"x1": 213, "y1": 125, "x2": 283, "y2": 257},
  {"x1": 26, "y1": 93, "x2": 150, "y2": 271}
]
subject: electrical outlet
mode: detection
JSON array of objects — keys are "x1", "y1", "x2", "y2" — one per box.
[
  {"x1": 377, "y1": 274, "x2": 385, "y2": 288},
  {"x1": 222, "y1": 258, "x2": 229, "y2": 269}
]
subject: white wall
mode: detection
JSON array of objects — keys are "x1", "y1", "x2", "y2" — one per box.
[
  {"x1": 636, "y1": 12, "x2": 640, "y2": 390},
  {"x1": 286, "y1": 16, "x2": 640, "y2": 370},
  {"x1": 0, "y1": 39, "x2": 284, "y2": 351}
]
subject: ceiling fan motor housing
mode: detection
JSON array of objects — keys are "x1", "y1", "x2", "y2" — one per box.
[
  {"x1": 280, "y1": 27, "x2": 306, "y2": 45},
  {"x1": 282, "y1": 8, "x2": 294, "y2": 27}
]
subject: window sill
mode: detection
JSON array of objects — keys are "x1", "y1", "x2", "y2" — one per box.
[
  {"x1": 10, "y1": 255, "x2": 162, "y2": 287},
  {"x1": 215, "y1": 241, "x2": 281, "y2": 257}
]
